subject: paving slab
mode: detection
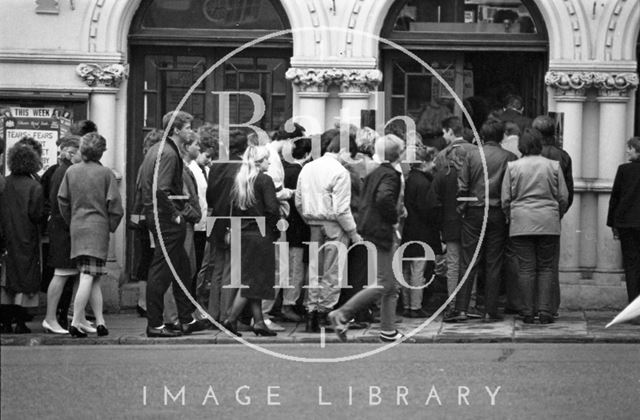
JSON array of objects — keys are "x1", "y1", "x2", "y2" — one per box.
[
  {"x1": 1, "y1": 311, "x2": 639, "y2": 345},
  {"x1": 436, "y1": 317, "x2": 514, "y2": 343},
  {"x1": 585, "y1": 311, "x2": 640, "y2": 343}
]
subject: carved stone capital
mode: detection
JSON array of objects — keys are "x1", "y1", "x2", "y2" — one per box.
[
  {"x1": 545, "y1": 71, "x2": 638, "y2": 97},
  {"x1": 76, "y1": 63, "x2": 129, "y2": 88},
  {"x1": 335, "y1": 69, "x2": 383, "y2": 93},
  {"x1": 286, "y1": 68, "x2": 382, "y2": 93},
  {"x1": 285, "y1": 68, "x2": 329, "y2": 92}
]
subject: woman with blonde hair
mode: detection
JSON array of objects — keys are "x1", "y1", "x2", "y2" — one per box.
[{"x1": 222, "y1": 145, "x2": 280, "y2": 336}]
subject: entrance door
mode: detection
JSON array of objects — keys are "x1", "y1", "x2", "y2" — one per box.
[
  {"x1": 382, "y1": 0, "x2": 548, "y2": 134},
  {"x1": 126, "y1": 0, "x2": 293, "y2": 280}
]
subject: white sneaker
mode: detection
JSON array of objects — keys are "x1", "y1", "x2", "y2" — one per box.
[{"x1": 263, "y1": 319, "x2": 285, "y2": 331}]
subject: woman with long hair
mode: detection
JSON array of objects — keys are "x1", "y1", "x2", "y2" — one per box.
[
  {"x1": 222, "y1": 145, "x2": 280, "y2": 336},
  {"x1": 58, "y1": 133, "x2": 123, "y2": 337}
]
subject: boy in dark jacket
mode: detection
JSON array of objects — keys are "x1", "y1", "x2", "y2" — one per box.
[
  {"x1": 328, "y1": 134, "x2": 407, "y2": 342},
  {"x1": 401, "y1": 145, "x2": 440, "y2": 318},
  {"x1": 281, "y1": 138, "x2": 312, "y2": 323}
]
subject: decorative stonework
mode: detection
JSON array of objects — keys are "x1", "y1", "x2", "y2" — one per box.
[
  {"x1": 561, "y1": 0, "x2": 582, "y2": 58},
  {"x1": 604, "y1": 0, "x2": 627, "y2": 60},
  {"x1": 76, "y1": 63, "x2": 128, "y2": 88},
  {"x1": 285, "y1": 68, "x2": 382, "y2": 93},
  {"x1": 35, "y1": 0, "x2": 59, "y2": 14},
  {"x1": 545, "y1": 71, "x2": 638, "y2": 96},
  {"x1": 88, "y1": 0, "x2": 107, "y2": 52}
]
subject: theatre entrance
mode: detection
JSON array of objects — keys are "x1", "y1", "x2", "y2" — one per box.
[{"x1": 381, "y1": 0, "x2": 549, "y2": 136}]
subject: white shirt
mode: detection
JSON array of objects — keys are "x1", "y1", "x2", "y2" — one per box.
[{"x1": 188, "y1": 160, "x2": 208, "y2": 231}]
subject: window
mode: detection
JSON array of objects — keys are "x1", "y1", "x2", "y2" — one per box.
[
  {"x1": 141, "y1": 0, "x2": 286, "y2": 30},
  {"x1": 392, "y1": 0, "x2": 538, "y2": 34}
]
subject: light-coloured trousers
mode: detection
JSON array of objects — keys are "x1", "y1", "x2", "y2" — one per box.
[{"x1": 305, "y1": 224, "x2": 348, "y2": 313}]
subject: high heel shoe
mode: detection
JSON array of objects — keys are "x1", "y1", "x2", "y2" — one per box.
[
  {"x1": 78, "y1": 320, "x2": 97, "y2": 334},
  {"x1": 251, "y1": 323, "x2": 277, "y2": 337},
  {"x1": 136, "y1": 305, "x2": 147, "y2": 318},
  {"x1": 96, "y1": 325, "x2": 109, "y2": 337},
  {"x1": 69, "y1": 325, "x2": 88, "y2": 338},
  {"x1": 42, "y1": 320, "x2": 68, "y2": 335},
  {"x1": 221, "y1": 320, "x2": 242, "y2": 337}
]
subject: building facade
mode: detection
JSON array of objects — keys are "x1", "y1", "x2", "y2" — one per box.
[{"x1": 1, "y1": 0, "x2": 638, "y2": 310}]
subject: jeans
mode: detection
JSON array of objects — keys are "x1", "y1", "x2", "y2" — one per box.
[
  {"x1": 445, "y1": 241, "x2": 461, "y2": 308},
  {"x1": 511, "y1": 235, "x2": 557, "y2": 317},
  {"x1": 455, "y1": 207, "x2": 507, "y2": 315},
  {"x1": 402, "y1": 260, "x2": 426, "y2": 310},
  {"x1": 305, "y1": 224, "x2": 349, "y2": 313},
  {"x1": 619, "y1": 228, "x2": 640, "y2": 302},
  {"x1": 504, "y1": 238, "x2": 524, "y2": 312},
  {"x1": 339, "y1": 244, "x2": 400, "y2": 332},
  {"x1": 207, "y1": 243, "x2": 236, "y2": 322},
  {"x1": 283, "y1": 247, "x2": 306, "y2": 306},
  {"x1": 195, "y1": 241, "x2": 213, "y2": 307},
  {"x1": 146, "y1": 217, "x2": 196, "y2": 328}
]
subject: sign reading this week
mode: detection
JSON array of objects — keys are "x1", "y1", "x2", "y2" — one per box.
[{"x1": 2, "y1": 107, "x2": 68, "y2": 175}]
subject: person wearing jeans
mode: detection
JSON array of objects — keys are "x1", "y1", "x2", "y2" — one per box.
[
  {"x1": 501, "y1": 128, "x2": 568, "y2": 324},
  {"x1": 447, "y1": 118, "x2": 517, "y2": 323},
  {"x1": 433, "y1": 116, "x2": 477, "y2": 318},
  {"x1": 296, "y1": 129, "x2": 361, "y2": 332},
  {"x1": 328, "y1": 134, "x2": 405, "y2": 342}
]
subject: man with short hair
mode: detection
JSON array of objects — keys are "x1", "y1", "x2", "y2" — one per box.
[
  {"x1": 433, "y1": 116, "x2": 479, "y2": 318},
  {"x1": 499, "y1": 94, "x2": 532, "y2": 135},
  {"x1": 328, "y1": 134, "x2": 406, "y2": 342},
  {"x1": 445, "y1": 119, "x2": 517, "y2": 323},
  {"x1": 296, "y1": 129, "x2": 362, "y2": 332},
  {"x1": 140, "y1": 110, "x2": 206, "y2": 337}
]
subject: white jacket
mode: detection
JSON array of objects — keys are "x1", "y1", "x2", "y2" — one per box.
[{"x1": 295, "y1": 153, "x2": 357, "y2": 234}]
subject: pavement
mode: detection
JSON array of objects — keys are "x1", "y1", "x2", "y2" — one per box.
[{"x1": 1, "y1": 310, "x2": 638, "y2": 346}]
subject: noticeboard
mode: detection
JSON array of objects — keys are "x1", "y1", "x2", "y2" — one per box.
[{"x1": 1, "y1": 106, "x2": 72, "y2": 175}]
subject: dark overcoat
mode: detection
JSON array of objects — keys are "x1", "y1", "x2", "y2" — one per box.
[
  {"x1": 0, "y1": 174, "x2": 45, "y2": 293},
  {"x1": 47, "y1": 160, "x2": 74, "y2": 268},
  {"x1": 234, "y1": 173, "x2": 279, "y2": 300},
  {"x1": 401, "y1": 169, "x2": 442, "y2": 257}
]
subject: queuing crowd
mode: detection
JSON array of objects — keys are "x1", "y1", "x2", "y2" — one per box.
[{"x1": 0, "y1": 94, "x2": 639, "y2": 338}]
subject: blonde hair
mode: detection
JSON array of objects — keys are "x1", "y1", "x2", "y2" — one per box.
[
  {"x1": 232, "y1": 145, "x2": 270, "y2": 210},
  {"x1": 375, "y1": 134, "x2": 405, "y2": 163}
]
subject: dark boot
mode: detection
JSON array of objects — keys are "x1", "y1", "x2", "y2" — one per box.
[
  {"x1": 13, "y1": 306, "x2": 31, "y2": 334},
  {"x1": 305, "y1": 310, "x2": 319, "y2": 333},
  {"x1": 317, "y1": 311, "x2": 330, "y2": 327},
  {"x1": 0, "y1": 304, "x2": 14, "y2": 333}
]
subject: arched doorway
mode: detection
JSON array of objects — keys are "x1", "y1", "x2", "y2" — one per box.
[
  {"x1": 126, "y1": 0, "x2": 293, "y2": 276},
  {"x1": 381, "y1": 0, "x2": 548, "y2": 137}
]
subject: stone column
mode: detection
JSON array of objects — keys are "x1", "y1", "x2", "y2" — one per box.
[
  {"x1": 594, "y1": 73, "x2": 638, "y2": 274},
  {"x1": 88, "y1": 88, "x2": 118, "y2": 169},
  {"x1": 337, "y1": 69, "x2": 383, "y2": 127},
  {"x1": 545, "y1": 72, "x2": 587, "y2": 276},
  {"x1": 76, "y1": 63, "x2": 128, "y2": 310},
  {"x1": 286, "y1": 68, "x2": 329, "y2": 135}
]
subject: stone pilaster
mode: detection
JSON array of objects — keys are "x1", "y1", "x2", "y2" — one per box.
[
  {"x1": 545, "y1": 73, "x2": 587, "y2": 274},
  {"x1": 75, "y1": 63, "x2": 129, "y2": 308},
  {"x1": 286, "y1": 67, "x2": 382, "y2": 132}
]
